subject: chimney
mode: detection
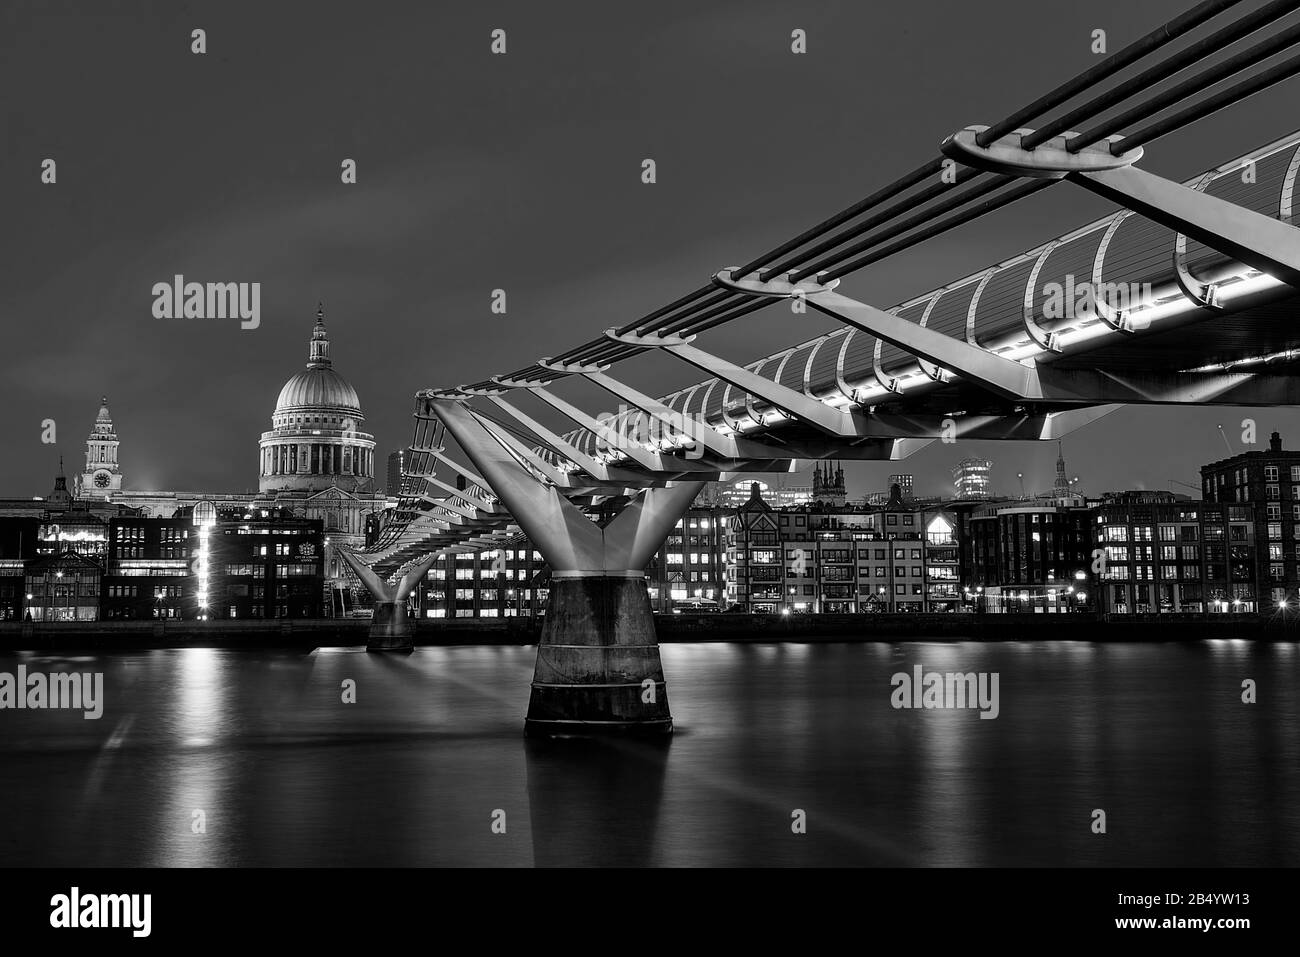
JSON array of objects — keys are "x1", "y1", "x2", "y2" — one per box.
[{"x1": 1270, "y1": 431, "x2": 1282, "y2": 453}]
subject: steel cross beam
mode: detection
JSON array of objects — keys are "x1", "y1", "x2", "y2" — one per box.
[
  {"x1": 715, "y1": 270, "x2": 1044, "y2": 400},
  {"x1": 491, "y1": 375, "x2": 720, "y2": 478},
  {"x1": 943, "y1": 125, "x2": 1300, "y2": 289},
  {"x1": 603, "y1": 327, "x2": 869, "y2": 437},
  {"x1": 581, "y1": 369, "x2": 793, "y2": 460}
]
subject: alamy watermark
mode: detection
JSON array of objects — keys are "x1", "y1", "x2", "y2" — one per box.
[
  {"x1": 1041, "y1": 275, "x2": 1153, "y2": 328},
  {"x1": 890, "y1": 664, "x2": 1000, "y2": 719},
  {"x1": 0, "y1": 666, "x2": 103, "y2": 719},
  {"x1": 152, "y1": 275, "x2": 260, "y2": 329},
  {"x1": 50, "y1": 887, "x2": 150, "y2": 937}
]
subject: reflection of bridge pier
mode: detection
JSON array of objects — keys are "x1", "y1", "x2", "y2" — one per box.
[{"x1": 524, "y1": 736, "x2": 670, "y2": 865}]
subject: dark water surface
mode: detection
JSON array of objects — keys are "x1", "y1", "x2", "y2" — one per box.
[{"x1": 1, "y1": 640, "x2": 1297, "y2": 866}]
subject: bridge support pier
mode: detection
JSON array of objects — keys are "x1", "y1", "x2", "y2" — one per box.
[
  {"x1": 427, "y1": 396, "x2": 703, "y2": 736},
  {"x1": 337, "y1": 549, "x2": 440, "y2": 652}
]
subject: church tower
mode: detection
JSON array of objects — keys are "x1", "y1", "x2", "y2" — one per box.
[
  {"x1": 1053, "y1": 442, "x2": 1070, "y2": 497},
  {"x1": 77, "y1": 396, "x2": 123, "y2": 499}
]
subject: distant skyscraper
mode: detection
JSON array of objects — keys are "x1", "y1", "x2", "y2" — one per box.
[
  {"x1": 888, "y1": 473, "x2": 914, "y2": 501},
  {"x1": 387, "y1": 450, "x2": 405, "y2": 496},
  {"x1": 952, "y1": 457, "x2": 993, "y2": 500}
]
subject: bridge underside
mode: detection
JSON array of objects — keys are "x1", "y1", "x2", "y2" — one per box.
[{"x1": 355, "y1": 109, "x2": 1300, "y2": 733}]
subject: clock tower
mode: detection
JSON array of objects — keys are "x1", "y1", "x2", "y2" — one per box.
[{"x1": 77, "y1": 396, "x2": 123, "y2": 499}]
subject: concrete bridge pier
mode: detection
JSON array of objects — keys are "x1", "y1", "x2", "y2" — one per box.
[
  {"x1": 338, "y1": 549, "x2": 439, "y2": 652},
  {"x1": 428, "y1": 397, "x2": 703, "y2": 736}
]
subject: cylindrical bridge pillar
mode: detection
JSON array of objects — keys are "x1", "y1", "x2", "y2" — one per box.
[
  {"x1": 366, "y1": 599, "x2": 415, "y2": 653},
  {"x1": 525, "y1": 572, "x2": 672, "y2": 736}
]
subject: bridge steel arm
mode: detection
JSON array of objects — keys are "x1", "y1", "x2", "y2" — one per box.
[
  {"x1": 603, "y1": 329, "x2": 866, "y2": 437},
  {"x1": 1071, "y1": 165, "x2": 1300, "y2": 289},
  {"x1": 581, "y1": 370, "x2": 789, "y2": 460},
  {"x1": 523, "y1": 384, "x2": 720, "y2": 477}
]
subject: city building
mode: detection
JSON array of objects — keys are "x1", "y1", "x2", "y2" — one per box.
[
  {"x1": 74, "y1": 398, "x2": 123, "y2": 500},
  {"x1": 24, "y1": 551, "x2": 103, "y2": 622},
  {"x1": 1091, "y1": 493, "x2": 1255, "y2": 614},
  {"x1": 99, "y1": 509, "x2": 324, "y2": 621},
  {"x1": 68, "y1": 306, "x2": 391, "y2": 611},
  {"x1": 967, "y1": 501, "x2": 1093, "y2": 613},
  {"x1": 888, "y1": 474, "x2": 914, "y2": 502},
  {"x1": 1200, "y1": 430, "x2": 1300, "y2": 609},
  {"x1": 726, "y1": 483, "x2": 964, "y2": 613},
  {"x1": 386, "y1": 450, "x2": 405, "y2": 496},
  {"x1": 259, "y1": 307, "x2": 377, "y2": 495},
  {"x1": 714, "y1": 478, "x2": 811, "y2": 508},
  {"x1": 644, "y1": 504, "x2": 731, "y2": 611},
  {"x1": 416, "y1": 542, "x2": 548, "y2": 619},
  {"x1": 811, "y1": 462, "x2": 847, "y2": 506},
  {"x1": 953, "y1": 457, "x2": 994, "y2": 499}
]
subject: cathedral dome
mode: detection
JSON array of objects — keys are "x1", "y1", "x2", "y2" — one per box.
[
  {"x1": 275, "y1": 367, "x2": 361, "y2": 414},
  {"x1": 259, "y1": 306, "x2": 377, "y2": 496},
  {"x1": 273, "y1": 306, "x2": 362, "y2": 414}
]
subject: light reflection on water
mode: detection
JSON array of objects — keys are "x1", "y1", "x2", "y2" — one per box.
[{"x1": 1, "y1": 639, "x2": 1296, "y2": 867}]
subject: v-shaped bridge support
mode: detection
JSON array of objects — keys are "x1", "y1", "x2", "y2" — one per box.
[
  {"x1": 338, "y1": 548, "x2": 441, "y2": 652},
  {"x1": 429, "y1": 396, "x2": 705, "y2": 735}
]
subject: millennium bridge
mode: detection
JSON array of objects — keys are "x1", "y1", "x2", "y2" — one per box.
[{"x1": 341, "y1": 0, "x2": 1300, "y2": 734}]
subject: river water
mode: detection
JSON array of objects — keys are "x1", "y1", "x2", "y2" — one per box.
[{"x1": 1, "y1": 640, "x2": 1296, "y2": 866}]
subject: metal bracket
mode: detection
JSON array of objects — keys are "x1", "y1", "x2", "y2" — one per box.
[
  {"x1": 603, "y1": 329, "x2": 696, "y2": 348},
  {"x1": 941, "y1": 125, "x2": 1142, "y2": 179},
  {"x1": 712, "y1": 268, "x2": 840, "y2": 298},
  {"x1": 536, "y1": 357, "x2": 610, "y2": 375}
]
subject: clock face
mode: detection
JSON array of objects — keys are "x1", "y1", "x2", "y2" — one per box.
[{"x1": 94, "y1": 472, "x2": 111, "y2": 488}]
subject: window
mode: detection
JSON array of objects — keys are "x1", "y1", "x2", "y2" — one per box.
[{"x1": 1265, "y1": 466, "x2": 1279, "y2": 482}]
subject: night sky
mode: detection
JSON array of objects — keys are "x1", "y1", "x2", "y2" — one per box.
[{"x1": 3, "y1": 0, "x2": 1297, "y2": 501}]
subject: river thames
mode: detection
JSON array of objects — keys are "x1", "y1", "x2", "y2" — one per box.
[{"x1": 1, "y1": 639, "x2": 1296, "y2": 867}]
